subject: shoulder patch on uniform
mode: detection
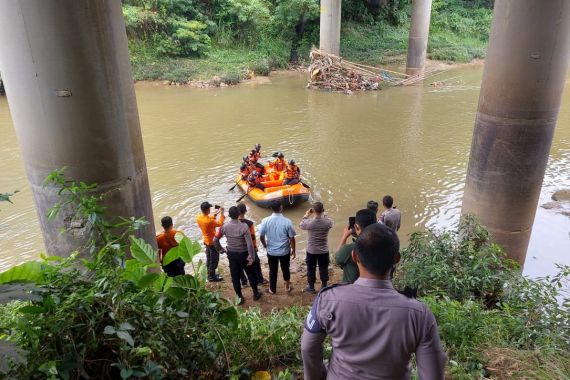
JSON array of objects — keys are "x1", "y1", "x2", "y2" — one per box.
[{"x1": 304, "y1": 295, "x2": 325, "y2": 333}]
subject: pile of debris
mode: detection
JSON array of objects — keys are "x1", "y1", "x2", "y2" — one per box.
[{"x1": 307, "y1": 49, "x2": 443, "y2": 93}]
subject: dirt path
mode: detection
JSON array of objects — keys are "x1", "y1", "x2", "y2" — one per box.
[{"x1": 205, "y1": 253, "x2": 343, "y2": 313}]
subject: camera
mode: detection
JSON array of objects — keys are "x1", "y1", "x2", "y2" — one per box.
[{"x1": 214, "y1": 205, "x2": 221, "y2": 210}]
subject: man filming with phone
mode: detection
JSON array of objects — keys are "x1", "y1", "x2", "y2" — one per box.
[
  {"x1": 334, "y1": 209, "x2": 377, "y2": 284},
  {"x1": 299, "y1": 202, "x2": 333, "y2": 293},
  {"x1": 196, "y1": 202, "x2": 224, "y2": 282}
]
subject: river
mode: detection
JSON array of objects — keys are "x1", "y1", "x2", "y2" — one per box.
[{"x1": 1, "y1": 66, "x2": 569, "y2": 277}]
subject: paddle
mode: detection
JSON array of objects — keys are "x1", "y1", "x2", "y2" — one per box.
[
  {"x1": 229, "y1": 181, "x2": 239, "y2": 191},
  {"x1": 300, "y1": 180, "x2": 311, "y2": 189},
  {"x1": 236, "y1": 186, "x2": 254, "y2": 203}
]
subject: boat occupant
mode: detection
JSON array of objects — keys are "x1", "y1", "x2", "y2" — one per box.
[
  {"x1": 247, "y1": 170, "x2": 265, "y2": 190},
  {"x1": 269, "y1": 152, "x2": 286, "y2": 181},
  {"x1": 248, "y1": 149, "x2": 265, "y2": 174},
  {"x1": 284, "y1": 159, "x2": 301, "y2": 185},
  {"x1": 240, "y1": 164, "x2": 250, "y2": 180}
]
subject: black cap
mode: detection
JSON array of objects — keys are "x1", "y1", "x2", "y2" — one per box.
[
  {"x1": 200, "y1": 201, "x2": 213, "y2": 211},
  {"x1": 289, "y1": 159, "x2": 295, "y2": 165},
  {"x1": 278, "y1": 152, "x2": 284, "y2": 158}
]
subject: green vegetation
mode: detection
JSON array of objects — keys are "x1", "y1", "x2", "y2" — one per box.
[
  {"x1": 123, "y1": 0, "x2": 494, "y2": 83},
  {"x1": 1, "y1": 174, "x2": 568, "y2": 378},
  {"x1": 395, "y1": 215, "x2": 570, "y2": 378}
]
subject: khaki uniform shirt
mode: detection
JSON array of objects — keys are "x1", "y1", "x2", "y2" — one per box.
[
  {"x1": 301, "y1": 278, "x2": 446, "y2": 380},
  {"x1": 299, "y1": 215, "x2": 333, "y2": 254}
]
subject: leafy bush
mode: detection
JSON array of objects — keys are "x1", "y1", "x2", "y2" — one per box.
[
  {"x1": 249, "y1": 59, "x2": 271, "y2": 76},
  {"x1": 221, "y1": 307, "x2": 306, "y2": 376},
  {"x1": 0, "y1": 172, "x2": 237, "y2": 378},
  {"x1": 222, "y1": 71, "x2": 244, "y2": 84},
  {"x1": 394, "y1": 214, "x2": 520, "y2": 301}
]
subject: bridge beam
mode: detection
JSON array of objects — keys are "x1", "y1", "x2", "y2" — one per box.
[
  {"x1": 319, "y1": 0, "x2": 341, "y2": 56},
  {"x1": 462, "y1": 0, "x2": 570, "y2": 265},
  {"x1": 0, "y1": 0, "x2": 156, "y2": 255},
  {"x1": 406, "y1": 0, "x2": 432, "y2": 76}
]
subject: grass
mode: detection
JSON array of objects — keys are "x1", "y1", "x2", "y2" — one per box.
[
  {"x1": 340, "y1": 21, "x2": 488, "y2": 66},
  {"x1": 129, "y1": 40, "x2": 291, "y2": 83},
  {"x1": 128, "y1": 18, "x2": 490, "y2": 83}
]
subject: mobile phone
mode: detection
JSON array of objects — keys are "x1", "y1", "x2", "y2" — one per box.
[
  {"x1": 214, "y1": 205, "x2": 221, "y2": 210},
  {"x1": 348, "y1": 217, "x2": 356, "y2": 229}
]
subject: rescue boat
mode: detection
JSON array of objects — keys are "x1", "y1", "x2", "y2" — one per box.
[{"x1": 235, "y1": 165, "x2": 310, "y2": 208}]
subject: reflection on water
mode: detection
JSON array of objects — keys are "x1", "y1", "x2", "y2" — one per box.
[{"x1": 0, "y1": 66, "x2": 569, "y2": 276}]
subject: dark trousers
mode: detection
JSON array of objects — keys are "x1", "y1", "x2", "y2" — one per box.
[
  {"x1": 283, "y1": 178, "x2": 299, "y2": 185},
  {"x1": 267, "y1": 253, "x2": 291, "y2": 293},
  {"x1": 162, "y1": 258, "x2": 185, "y2": 277},
  {"x1": 306, "y1": 252, "x2": 329, "y2": 287},
  {"x1": 228, "y1": 251, "x2": 258, "y2": 298},
  {"x1": 241, "y1": 252, "x2": 265, "y2": 284},
  {"x1": 205, "y1": 244, "x2": 219, "y2": 279}
]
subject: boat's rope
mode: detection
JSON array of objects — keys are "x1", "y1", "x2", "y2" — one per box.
[{"x1": 287, "y1": 185, "x2": 294, "y2": 205}]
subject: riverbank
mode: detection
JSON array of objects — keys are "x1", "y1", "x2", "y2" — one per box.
[{"x1": 129, "y1": 20, "x2": 489, "y2": 85}]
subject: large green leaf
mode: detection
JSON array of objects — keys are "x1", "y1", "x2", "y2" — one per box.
[
  {"x1": 218, "y1": 306, "x2": 238, "y2": 330},
  {"x1": 0, "y1": 262, "x2": 46, "y2": 285},
  {"x1": 178, "y1": 237, "x2": 201, "y2": 262},
  {"x1": 137, "y1": 273, "x2": 160, "y2": 289},
  {"x1": 162, "y1": 246, "x2": 180, "y2": 267},
  {"x1": 129, "y1": 236, "x2": 157, "y2": 265},
  {"x1": 122, "y1": 259, "x2": 145, "y2": 284},
  {"x1": 172, "y1": 274, "x2": 198, "y2": 290}
]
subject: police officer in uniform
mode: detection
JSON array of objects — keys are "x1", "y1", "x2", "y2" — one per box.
[{"x1": 301, "y1": 223, "x2": 446, "y2": 380}]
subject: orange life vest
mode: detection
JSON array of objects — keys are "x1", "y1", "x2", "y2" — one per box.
[
  {"x1": 272, "y1": 158, "x2": 286, "y2": 171},
  {"x1": 285, "y1": 164, "x2": 300, "y2": 179}
]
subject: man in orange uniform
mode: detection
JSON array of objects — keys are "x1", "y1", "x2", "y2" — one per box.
[
  {"x1": 269, "y1": 152, "x2": 286, "y2": 181},
  {"x1": 157, "y1": 216, "x2": 185, "y2": 277},
  {"x1": 284, "y1": 159, "x2": 301, "y2": 185},
  {"x1": 196, "y1": 202, "x2": 224, "y2": 282}
]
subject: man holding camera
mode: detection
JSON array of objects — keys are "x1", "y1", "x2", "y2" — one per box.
[
  {"x1": 299, "y1": 202, "x2": 333, "y2": 293},
  {"x1": 302, "y1": 223, "x2": 446, "y2": 379},
  {"x1": 196, "y1": 202, "x2": 224, "y2": 282},
  {"x1": 334, "y1": 209, "x2": 377, "y2": 284}
]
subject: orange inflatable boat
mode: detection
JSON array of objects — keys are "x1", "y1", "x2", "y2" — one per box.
[{"x1": 236, "y1": 165, "x2": 310, "y2": 208}]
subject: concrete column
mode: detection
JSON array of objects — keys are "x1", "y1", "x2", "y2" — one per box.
[
  {"x1": 406, "y1": 0, "x2": 432, "y2": 76},
  {"x1": 462, "y1": 0, "x2": 570, "y2": 265},
  {"x1": 0, "y1": 0, "x2": 156, "y2": 255},
  {"x1": 319, "y1": 0, "x2": 341, "y2": 56}
]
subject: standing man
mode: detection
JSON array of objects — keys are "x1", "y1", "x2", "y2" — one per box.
[
  {"x1": 258, "y1": 201, "x2": 296, "y2": 294},
  {"x1": 237, "y1": 202, "x2": 269, "y2": 286},
  {"x1": 302, "y1": 223, "x2": 446, "y2": 379},
  {"x1": 214, "y1": 206, "x2": 262, "y2": 305},
  {"x1": 379, "y1": 195, "x2": 402, "y2": 231},
  {"x1": 366, "y1": 200, "x2": 379, "y2": 216},
  {"x1": 334, "y1": 209, "x2": 377, "y2": 284},
  {"x1": 196, "y1": 202, "x2": 224, "y2": 282},
  {"x1": 157, "y1": 216, "x2": 185, "y2": 277},
  {"x1": 299, "y1": 202, "x2": 333, "y2": 293}
]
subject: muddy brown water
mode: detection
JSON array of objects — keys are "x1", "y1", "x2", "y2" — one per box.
[{"x1": 1, "y1": 67, "x2": 569, "y2": 277}]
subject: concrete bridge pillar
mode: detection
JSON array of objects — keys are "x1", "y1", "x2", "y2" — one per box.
[
  {"x1": 462, "y1": 0, "x2": 570, "y2": 265},
  {"x1": 319, "y1": 0, "x2": 341, "y2": 56},
  {"x1": 0, "y1": 0, "x2": 156, "y2": 255},
  {"x1": 406, "y1": 0, "x2": 432, "y2": 76}
]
